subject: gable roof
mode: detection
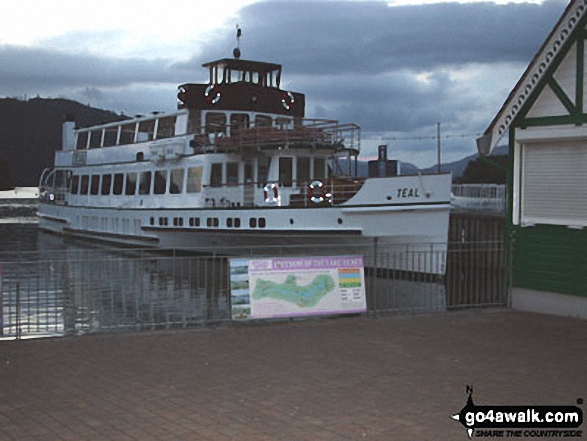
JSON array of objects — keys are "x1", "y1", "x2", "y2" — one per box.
[{"x1": 477, "y1": 0, "x2": 587, "y2": 155}]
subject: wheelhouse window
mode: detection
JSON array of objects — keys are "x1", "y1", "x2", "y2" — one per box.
[
  {"x1": 187, "y1": 167, "x2": 203, "y2": 193},
  {"x1": 314, "y1": 157, "x2": 326, "y2": 180},
  {"x1": 187, "y1": 112, "x2": 201, "y2": 134},
  {"x1": 89, "y1": 130, "x2": 102, "y2": 149},
  {"x1": 205, "y1": 112, "x2": 227, "y2": 135},
  {"x1": 230, "y1": 113, "x2": 249, "y2": 133},
  {"x1": 101, "y1": 174, "x2": 112, "y2": 195},
  {"x1": 119, "y1": 122, "x2": 136, "y2": 144},
  {"x1": 154, "y1": 170, "x2": 167, "y2": 194},
  {"x1": 210, "y1": 163, "x2": 223, "y2": 187},
  {"x1": 169, "y1": 169, "x2": 184, "y2": 194},
  {"x1": 90, "y1": 175, "x2": 100, "y2": 195},
  {"x1": 138, "y1": 120, "x2": 155, "y2": 142},
  {"x1": 139, "y1": 171, "x2": 151, "y2": 195},
  {"x1": 255, "y1": 115, "x2": 272, "y2": 128},
  {"x1": 76, "y1": 132, "x2": 88, "y2": 150},
  {"x1": 226, "y1": 163, "x2": 239, "y2": 185},
  {"x1": 276, "y1": 118, "x2": 293, "y2": 129},
  {"x1": 80, "y1": 175, "x2": 89, "y2": 195},
  {"x1": 125, "y1": 172, "x2": 137, "y2": 195},
  {"x1": 279, "y1": 157, "x2": 293, "y2": 187},
  {"x1": 103, "y1": 127, "x2": 118, "y2": 147},
  {"x1": 70, "y1": 175, "x2": 80, "y2": 194},
  {"x1": 113, "y1": 173, "x2": 124, "y2": 195},
  {"x1": 296, "y1": 157, "x2": 310, "y2": 183},
  {"x1": 156, "y1": 116, "x2": 176, "y2": 139}
]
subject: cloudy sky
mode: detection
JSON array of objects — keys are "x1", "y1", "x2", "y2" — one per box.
[{"x1": 0, "y1": 0, "x2": 569, "y2": 166}]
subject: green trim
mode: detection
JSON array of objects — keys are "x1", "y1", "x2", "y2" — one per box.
[
  {"x1": 517, "y1": 114, "x2": 580, "y2": 127},
  {"x1": 546, "y1": 77, "x2": 576, "y2": 115},
  {"x1": 576, "y1": 36, "x2": 584, "y2": 115}
]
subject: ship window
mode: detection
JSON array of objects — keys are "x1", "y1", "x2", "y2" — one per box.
[
  {"x1": 70, "y1": 175, "x2": 80, "y2": 194},
  {"x1": 154, "y1": 170, "x2": 167, "y2": 194},
  {"x1": 230, "y1": 113, "x2": 249, "y2": 133},
  {"x1": 255, "y1": 115, "x2": 272, "y2": 128},
  {"x1": 226, "y1": 162, "x2": 239, "y2": 185},
  {"x1": 119, "y1": 123, "x2": 136, "y2": 144},
  {"x1": 138, "y1": 120, "x2": 155, "y2": 142},
  {"x1": 101, "y1": 174, "x2": 112, "y2": 195},
  {"x1": 80, "y1": 175, "x2": 89, "y2": 194},
  {"x1": 235, "y1": 218, "x2": 241, "y2": 228},
  {"x1": 76, "y1": 132, "x2": 88, "y2": 150},
  {"x1": 89, "y1": 130, "x2": 102, "y2": 149},
  {"x1": 249, "y1": 218, "x2": 257, "y2": 228},
  {"x1": 207, "y1": 217, "x2": 212, "y2": 227},
  {"x1": 257, "y1": 156, "x2": 270, "y2": 188},
  {"x1": 125, "y1": 172, "x2": 137, "y2": 195},
  {"x1": 314, "y1": 157, "x2": 325, "y2": 180},
  {"x1": 276, "y1": 118, "x2": 293, "y2": 129},
  {"x1": 187, "y1": 166, "x2": 203, "y2": 193},
  {"x1": 187, "y1": 112, "x2": 201, "y2": 135},
  {"x1": 113, "y1": 173, "x2": 124, "y2": 195},
  {"x1": 156, "y1": 116, "x2": 176, "y2": 139},
  {"x1": 259, "y1": 217, "x2": 266, "y2": 228},
  {"x1": 227, "y1": 218, "x2": 233, "y2": 228},
  {"x1": 169, "y1": 168, "x2": 184, "y2": 194},
  {"x1": 252, "y1": 72, "x2": 259, "y2": 84},
  {"x1": 139, "y1": 171, "x2": 151, "y2": 195},
  {"x1": 205, "y1": 113, "x2": 226, "y2": 135},
  {"x1": 103, "y1": 127, "x2": 118, "y2": 147},
  {"x1": 90, "y1": 175, "x2": 100, "y2": 195},
  {"x1": 210, "y1": 163, "x2": 222, "y2": 187},
  {"x1": 297, "y1": 157, "x2": 310, "y2": 183},
  {"x1": 279, "y1": 157, "x2": 293, "y2": 187}
]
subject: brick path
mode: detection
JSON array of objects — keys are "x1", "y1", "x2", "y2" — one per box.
[{"x1": 0, "y1": 310, "x2": 585, "y2": 440}]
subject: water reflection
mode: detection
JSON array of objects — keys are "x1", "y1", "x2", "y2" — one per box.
[{"x1": 1, "y1": 226, "x2": 229, "y2": 338}]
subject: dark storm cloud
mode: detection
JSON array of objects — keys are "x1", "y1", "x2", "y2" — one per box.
[
  {"x1": 0, "y1": 44, "x2": 187, "y2": 91},
  {"x1": 195, "y1": 0, "x2": 568, "y2": 75}
]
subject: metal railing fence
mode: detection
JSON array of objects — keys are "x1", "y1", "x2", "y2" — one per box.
[{"x1": 0, "y1": 239, "x2": 508, "y2": 340}]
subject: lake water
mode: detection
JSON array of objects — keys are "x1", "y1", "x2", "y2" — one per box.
[{"x1": 0, "y1": 204, "x2": 230, "y2": 339}]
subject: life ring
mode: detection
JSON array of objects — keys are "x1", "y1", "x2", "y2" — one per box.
[
  {"x1": 204, "y1": 84, "x2": 221, "y2": 104},
  {"x1": 263, "y1": 183, "x2": 279, "y2": 203},
  {"x1": 308, "y1": 180, "x2": 326, "y2": 203},
  {"x1": 281, "y1": 91, "x2": 295, "y2": 110}
]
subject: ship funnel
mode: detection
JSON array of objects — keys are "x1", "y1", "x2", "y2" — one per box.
[{"x1": 62, "y1": 115, "x2": 76, "y2": 151}]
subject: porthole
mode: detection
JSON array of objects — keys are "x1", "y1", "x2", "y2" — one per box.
[
  {"x1": 235, "y1": 218, "x2": 241, "y2": 228},
  {"x1": 290, "y1": 218, "x2": 294, "y2": 225},
  {"x1": 250, "y1": 218, "x2": 257, "y2": 228},
  {"x1": 337, "y1": 218, "x2": 343, "y2": 224},
  {"x1": 227, "y1": 218, "x2": 233, "y2": 228},
  {"x1": 259, "y1": 218, "x2": 266, "y2": 228}
]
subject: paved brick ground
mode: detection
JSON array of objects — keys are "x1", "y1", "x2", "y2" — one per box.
[{"x1": 0, "y1": 310, "x2": 585, "y2": 440}]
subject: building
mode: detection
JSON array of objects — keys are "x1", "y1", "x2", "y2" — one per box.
[{"x1": 477, "y1": 0, "x2": 587, "y2": 318}]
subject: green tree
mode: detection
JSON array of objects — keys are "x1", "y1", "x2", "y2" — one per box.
[{"x1": 456, "y1": 155, "x2": 508, "y2": 184}]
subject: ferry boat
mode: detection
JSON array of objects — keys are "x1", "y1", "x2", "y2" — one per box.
[{"x1": 37, "y1": 45, "x2": 451, "y2": 271}]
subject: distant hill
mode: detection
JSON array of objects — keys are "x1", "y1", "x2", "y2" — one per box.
[
  {"x1": 340, "y1": 144, "x2": 507, "y2": 180},
  {"x1": 0, "y1": 97, "x2": 125, "y2": 188}
]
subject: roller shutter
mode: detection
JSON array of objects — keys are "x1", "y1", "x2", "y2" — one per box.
[{"x1": 521, "y1": 140, "x2": 587, "y2": 227}]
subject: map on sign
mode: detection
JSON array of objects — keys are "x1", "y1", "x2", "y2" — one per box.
[
  {"x1": 229, "y1": 255, "x2": 367, "y2": 320},
  {"x1": 251, "y1": 274, "x2": 335, "y2": 308}
]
